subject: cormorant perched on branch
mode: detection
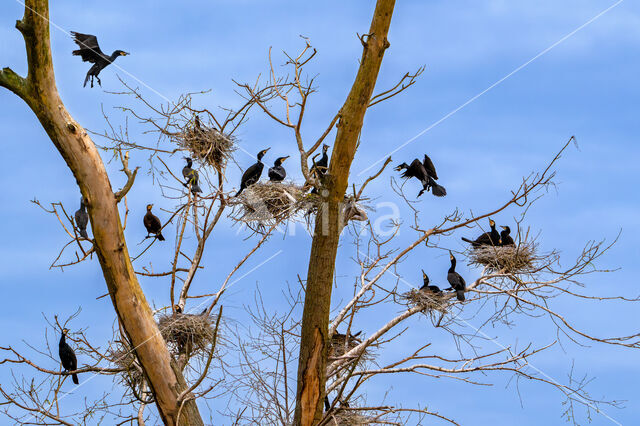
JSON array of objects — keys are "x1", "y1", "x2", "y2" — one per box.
[
  {"x1": 74, "y1": 198, "x2": 89, "y2": 239},
  {"x1": 462, "y1": 218, "x2": 500, "y2": 248},
  {"x1": 420, "y1": 270, "x2": 442, "y2": 294},
  {"x1": 268, "y1": 156, "x2": 289, "y2": 182},
  {"x1": 236, "y1": 148, "x2": 270, "y2": 196},
  {"x1": 500, "y1": 225, "x2": 515, "y2": 246},
  {"x1": 143, "y1": 204, "x2": 165, "y2": 241},
  {"x1": 71, "y1": 32, "x2": 129, "y2": 88},
  {"x1": 446, "y1": 252, "x2": 466, "y2": 301},
  {"x1": 395, "y1": 156, "x2": 446, "y2": 197},
  {"x1": 182, "y1": 157, "x2": 202, "y2": 194},
  {"x1": 59, "y1": 329, "x2": 79, "y2": 385}
]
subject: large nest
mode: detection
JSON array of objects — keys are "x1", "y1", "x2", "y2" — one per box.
[
  {"x1": 402, "y1": 288, "x2": 450, "y2": 314},
  {"x1": 108, "y1": 344, "x2": 146, "y2": 394},
  {"x1": 158, "y1": 312, "x2": 217, "y2": 356},
  {"x1": 467, "y1": 241, "x2": 537, "y2": 273},
  {"x1": 229, "y1": 182, "x2": 316, "y2": 232},
  {"x1": 174, "y1": 123, "x2": 235, "y2": 171}
]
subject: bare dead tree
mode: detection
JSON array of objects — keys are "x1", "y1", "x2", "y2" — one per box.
[{"x1": 1, "y1": 1, "x2": 638, "y2": 425}]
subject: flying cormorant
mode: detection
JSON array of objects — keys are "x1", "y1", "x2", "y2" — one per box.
[
  {"x1": 396, "y1": 156, "x2": 446, "y2": 197},
  {"x1": 420, "y1": 270, "x2": 442, "y2": 294},
  {"x1": 71, "y1": 32, "x2": 129, "y2": 88},
  {"x1": 268, "y1": 156, "x2": 289, "y2": 182},
  {"x1": 446, "y1": 252, "x2": 466, "y2": 301},
  {"x1": 236, "y1": 148, "x2": 270, "y2": 196},
  {"x1": 59, "y1": 328, "x2": 79, "y2": 385},
  {"x1": 74, "y1": 198, "x2": 89, "y2": 239},
  {"x1": 462, "y1": 218, "x2": 500, "y2": 248},
  {"x1": 182, "y1": 157, "x2": 202, "y2": 194},
  {"x1": 143, "y1": 204, "x2": 165, "y2": 241},
  {"x1": 499, "y1": 225, "x2": 515, "y2": 246}
]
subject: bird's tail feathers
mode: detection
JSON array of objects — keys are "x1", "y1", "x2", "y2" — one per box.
[
  {"x1": 79, "y1": 229, "x2": 89, "y2": 239},
  {"x1": 83, "y1": 73, "x2": 90, "y2": 87},
  {"x1": 431, "y1": 183, "x2": 447, "y2": 197},
  {"x1": 157, "y1": 233, "x2": 165, "y2": 241},
  {"x1": 72, "y1": 373, "x2": 79, "y2": 385},
  {"x1": 235, "y1": 187, "x2": 244, "y2": 197},
  {"x1": 461, "y1": 237, "x2": 474, "y2": 244},
  {"x1": 456, "y1": 290, "x2": 465, "y2": 302}
]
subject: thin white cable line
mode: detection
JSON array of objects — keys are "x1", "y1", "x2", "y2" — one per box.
[{"x1": 358, "y1": 0, "x2": 625, "y2": 176}]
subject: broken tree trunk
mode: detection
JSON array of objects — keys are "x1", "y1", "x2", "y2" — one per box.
[
  {"x1": 0, "y1": 1, "x2": 203, "y2": 424},
  {"x1": 293, "y1": 1, "x2": 396, "y2": 425}
]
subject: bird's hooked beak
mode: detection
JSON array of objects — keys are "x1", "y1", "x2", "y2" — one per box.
[
  {"x1": 449, "y1": 251, "x2": 454, "y2": 260},
  {"x1": 281, "y1": 156, "x2": 290, "y2": 162},
  {"x1": 500, "y1": 225, "x2": 507, "y2": 230},
  {"x1": 62, "y1": 328, "x2": 69, "y2": 335},
  {"x1": 421, "y1": 269, "x2": 427, "y2": 279},
  {"x1": 489, "y1": 218, "x2": 495, "y2": 227},
  {"x1": 120, "y1": 51, "x2": 130, "y2": 56},
  {"x1": 260, "y1": 148, "x2": 271, "y2": 156}
]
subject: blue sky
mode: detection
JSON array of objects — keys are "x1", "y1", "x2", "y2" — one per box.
[{"x1": 1, "y1": 0, "x2": 639, "y2": 424}]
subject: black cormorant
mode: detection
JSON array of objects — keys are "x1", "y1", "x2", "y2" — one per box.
[
  {"x1": 71, "y1": 32, "x2": 129, "y2": 88},
  {"x1": 310, "y1": 144, "x2": 330, "y2": 193},
  {"x1": 462, "y1": 218, "x2": 500, "y2": 248},
  {"x1": 236, "y1": 148, "x2": 270, "y2": 196},
  {"x1": 182, "y1": 157, "x2": 202, "y2": 194},
  {"x1": 59, "y1": 328, "x2": 79, "y2": 385},
  {"x1": 446, "y1": 252, "x2": 466, "y2": 301},
  {"x1": 74, "y1": 198, "x2": 89, "y2": 239},
  {"x1": 499, "y1": 225, "x2": 515, "y2": 246},
  {"x1": 143, "y1": 204, "x2": 165, "y2": 241},
  {"x1": 420, "y1": 270, "x2": 442, "y2": 294},
  {"x1": 396, "y1": 157, "x2": 446, "y2": 198},
  {"x1": 268, "y1": 156, "x2": 289, "y2": 182}
]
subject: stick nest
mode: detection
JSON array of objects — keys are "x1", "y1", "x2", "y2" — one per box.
[
  {"x1": 402, "y1": 289, "x2": 450, "y2": 314},
  {"x1": 327, "y1": 409, "x2": 374, "y2": 425},
  {"x1": 229, "y1": 182, "x2": 316, "y2": 231},
  {"x1": 108, "y1": 344, "x2": 146, "y2": 395},
  {"x1": 467, "y1": 241, "x2": 537, "y2": 273},
  {"x1": 158, "y1": 312, "x2": 217, "y2": 356},
  {"x1": 175, "y1": 124, "x2": 235, "y2": 171},
  {"x1": 328, "y1": 332, "x2": 372, "y2": 367}
]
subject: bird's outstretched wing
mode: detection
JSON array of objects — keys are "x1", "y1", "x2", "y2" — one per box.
[
  {"x1": 71, "y1": 32, "x2": 104, "y2": 63},
  {"x1": 422, "y1": 154, "x2": 438, "y2": 180}
]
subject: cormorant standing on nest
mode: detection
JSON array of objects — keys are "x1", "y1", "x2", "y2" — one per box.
[
  {"x1": 182, "y1": 157, "x2": 202, "y2": 194},
  {"x1": 59, "y1": 329, "x2": 79, "y2": 385},
  {"x1": 74, "y1": 198, "x2": 89, "y2": 239},
  {"x1": 446, "y1": 252, "x2": 466, "y2": 301},
  {"x1": 143, "y1": 204, "x2": 165, "y2": 241},
  {"x1": 500, "y1": 225, "x2": 515, "y2": 246},
  {"x1": 310, "y1": 144, "x2": 330, "y2": 193},
  {"x1": 420, "y1": 270, "x2": 442, "y2": 294},
  {"x1": 71, "y1": 32, "x2": 129, "y2": 88},
  {"x1": 236, "y1": 148, "x2": 270, "y2": 196},
  {"x1": 395, "y1": 157, "x2": 446, "y2": 197},
  {"x1": 268, "y1": 156, "x2": 289, "y2": 182},
  {"x1": 462, "y1": 218, "x2": 500, "y2": 248}
]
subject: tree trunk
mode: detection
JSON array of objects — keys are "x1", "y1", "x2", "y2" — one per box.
[
  {"x1": 293, "y1": 1, "x2": 396, "y2": 424},
  {"x1": 0, "y1": 2, "x2": 203, "y2": 425}
]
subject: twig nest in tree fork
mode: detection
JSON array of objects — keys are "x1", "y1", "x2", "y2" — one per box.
[
  {"x1": 108, "y1": 344, "x2": 146, "y2": 394},
  {"x1": 174, "y1": 124, "x2": 235, "y2": 171},
  {"x1": 326, "y1": 408, "x2": 374, "y2": 425},
  {"x1": 157, "y1": 312, "x2": 217, "y2": 356},
  {"x1": 229, "y1": 182, "x2": 316, "y2": 232},
  {"x1": 467, "y1": 241, "x2": 537, "y2": 273},
  {"x1": 327, "y1": 331, "x2": 372, "y2": 368},
  {"x1": 403, "y1": 288, "x2": 450, "y2": 314}
]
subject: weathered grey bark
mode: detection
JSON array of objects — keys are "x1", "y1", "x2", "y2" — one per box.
[
  {"x1": 0, "y1": 2, "x2": 203, "y2": 425},
  {"x1": 293, "y1": 1, "x2": 396, "y2": 424}
]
